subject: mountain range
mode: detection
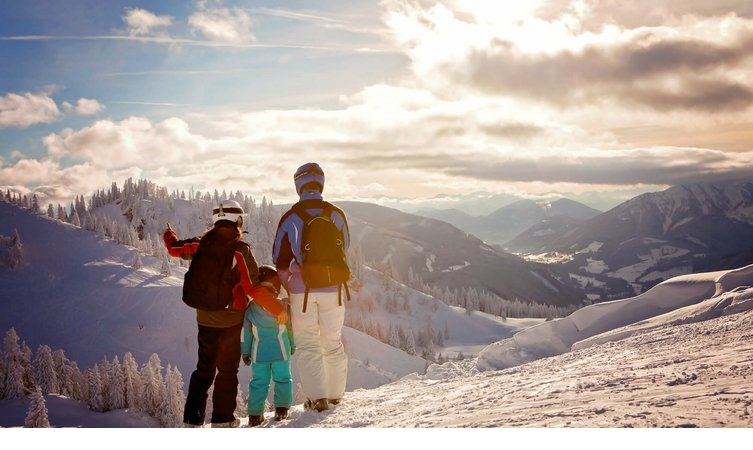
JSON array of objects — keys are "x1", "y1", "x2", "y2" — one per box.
[
  {"x1": 511, "y1": 180, "x2": 753, "y2": 299},
  {"x1": 341, "y1": 201, "x2": 584, "y2": 308},
  {"x1": 418, "y1": 198, "x2": 601, "y2": 248}
]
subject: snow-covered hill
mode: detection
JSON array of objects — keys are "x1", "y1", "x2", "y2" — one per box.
[
  {"x1": 5, "y1": 262, "x2": 752, "y2": 429},
  {"x1": 4, "y1": 196, "x2": 753, "y2": 430}
]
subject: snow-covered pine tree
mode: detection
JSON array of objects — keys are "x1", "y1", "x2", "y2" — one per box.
[
  {"x1": 405, "y1": 332, "x2": 417, "y2": 356},
  {"x1": 131, "y1": 252, "x2": 143, "y2": 270},
  {"x1": 31, "y1": 194, "x2": 40, "y2": 213},
  {"x1": 34, "y1": 344, "x2": 59, "y2": 394},
  {"x1": 140, "y1": 353, "x2": 165, "y2": 417},
  {"x1": 24, "y1": 386, "x2": 51, "y2": 428},
  {"x1": 122, "y1": 352, "x2": 140, "y2": 409},
  {"x1": 160, "y1": 364, "x2": 185, "y2": 428},
  {"x1": 2, "y1": 328, "x2": 26, "y2": 399},
  {"x1": 64, "y1": 360, "x2": 84, "y2": 401},
  {"x1": 160, "y1": 252, "x2": 172, "y2": 276},
  {"x1": 2, "y1": 229, "x2": 24, "y2": 269},
  {"x1": 52, "y1": 349, "x2": 66, "y2": 387},
  {"x1": 108, "y1": 356, "x2": 126, "y2": 410},
  {"x1": 98, "y1": 356, "x2": 112, "y2": 411},
  {"x1": 388, "y1": 324, "x2": 401, "y2": 349},
  {"x1": 20, "y1": 341, "x2": 35, "y2": 393},
  {"x1": 70, "y1": 209, "x2": 81, "y2": 227},
  {"x1": 57, "y1": 204, "x2": 67, "y2": 222},
  {"x1": 86, "y1": 366, "x2": 105, "y2": 412}
]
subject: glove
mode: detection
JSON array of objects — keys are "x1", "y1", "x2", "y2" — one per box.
[
  {"x1": 162, "y1": 225, "x2": 177, "y2": 246},
  {"x1": 242, "y1": 355, "x2": 251, "y2": 366}
]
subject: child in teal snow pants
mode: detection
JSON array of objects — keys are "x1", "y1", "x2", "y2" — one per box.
[{"x1": 242, "y1": 265, "x2": 295, "y2": 426}]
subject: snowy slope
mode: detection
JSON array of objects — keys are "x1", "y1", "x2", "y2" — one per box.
[
  {"x1": 3, "y1": 200, "x2": 753, "y2": 428},
  {"x1": 270, "y1": 263, "x2": 753, "y2": 428}
]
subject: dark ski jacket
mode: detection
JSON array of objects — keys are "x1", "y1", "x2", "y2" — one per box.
[{"x1": 163, "y1": 223, "x2": 283, "y2": 328}]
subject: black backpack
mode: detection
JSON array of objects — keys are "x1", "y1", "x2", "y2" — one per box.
[
  {"x1": 182, "y1": 227, "x2": 240, "y2": 311},
  {"x1": 291, "y1": 200, "x2": 351, "y2": 312}
]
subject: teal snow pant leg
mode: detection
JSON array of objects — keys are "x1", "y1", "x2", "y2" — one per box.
[
  {"x1": 248, "y1": 363, "x2": 271, "y2": 416},
  {"x1": 271, "y1": 360, "x2": 293, "y2": 408}
]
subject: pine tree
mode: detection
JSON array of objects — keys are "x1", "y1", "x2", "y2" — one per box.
[
  {"x1": 131, "y1": 252, "x2": 143, "y2": 270},
  {"x1": 388, "y1": 324, "x2": 401, "y2": 349},
  {"x1": 108, "y1": 356, "x2": 126, "y2": 410},
  {"x1": 405, "y1": 332, "x2": 417, "y2": 356},
  {"x1": 20, "y1": 341, "x2": 35, "y2": 392},
  {"x1": 98, "y1": 356, "x2": 112, "y2": 411},
  {"x1": 161, "y1": 365, "x2": 185, "y2": 427},
  {"x1": 34, "y1": 345, "x2": 59, "y2": 394},
  {"x1": 4, "y1": 229, "x2": 23, "y2": 269},
  {"x1": 31, "y1": 194, "x2": 40, "y2": 213},
  {"x1": 122, "y1": 352, "x2": 141, "y2": 409},
  {"x1": 140, "y1": 353, "x2": 165, "y2": 417},
  {"x1": 2, "y1": 328, "x2": 26, "y2": 399},
  {"x1": 87, "y1": 366, "x2": 105, "y2": 412},
  {"x1": 160, "y1": 253, "x2": 172, "y2": 276},
  {"x1": 70, "y1": 209, "x2": 81, "y2": 227},
  {"x1": 57, "y1": 204, "x2": 66, "y2": 221},
  {"x1": 24, "y1": 387, "x2": 51, "y2": 428},
  {"x1": 64, "y1": 361, "x2": 84, "y2": 401}
]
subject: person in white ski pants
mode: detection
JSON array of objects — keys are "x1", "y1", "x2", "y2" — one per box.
[
  {"x1": 273, "y1": 162, "x2": 350, "y2": 412},
  {"x1": 290, "y1": 289, "x2": 347, "y2": 405}
]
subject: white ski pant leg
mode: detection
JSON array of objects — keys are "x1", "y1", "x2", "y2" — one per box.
[{"x1": 290, "y1": 291, "x2": 347, "y2": 401}]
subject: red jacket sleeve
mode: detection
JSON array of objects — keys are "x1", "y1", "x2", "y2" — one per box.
[
  {"x1": 163, "y1": 229, "x2": 200, "y2": 259},
  {"x1": 234, "y1": 247, "x2": 284, "y2": 316}
]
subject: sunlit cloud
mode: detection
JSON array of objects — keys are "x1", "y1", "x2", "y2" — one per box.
[
  {"x1": 123, "y1": 8, "x2": 173, "y2": 37},
  {"x1": 188, "y1": 4, "x2": 255, "y2": 44},
  {"x1": 0, "y1": 91, "x2": 61, "y2": 128},
  {"x1": 62, "y1": 98, "x2": 106, "y2": 116}
]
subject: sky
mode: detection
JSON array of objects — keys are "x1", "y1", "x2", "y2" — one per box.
[{"x1": 2, "y1": 0, "x2": 753, "y2": 210}]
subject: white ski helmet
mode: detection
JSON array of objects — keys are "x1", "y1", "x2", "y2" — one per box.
[{"x1": 212, "y1": 200, "x2": 245, "y2": 225}]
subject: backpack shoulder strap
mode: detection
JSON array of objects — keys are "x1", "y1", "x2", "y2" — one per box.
[{"x1": 291, "y1": 199, "x2": 326, "y2": 223}]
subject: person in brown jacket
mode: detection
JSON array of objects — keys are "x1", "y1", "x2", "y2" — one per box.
[{"x1": 163, "y1": 200, "x2": 287, "y2": 427}]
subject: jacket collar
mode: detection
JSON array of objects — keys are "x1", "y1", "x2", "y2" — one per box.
[{"x1": 299, "y1": 190, "x2": 323, "y2": 201}]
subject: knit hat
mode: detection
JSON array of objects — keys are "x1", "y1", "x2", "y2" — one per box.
[{"x1": 294, "y1": 162, "x2": 325, "y2": 195}]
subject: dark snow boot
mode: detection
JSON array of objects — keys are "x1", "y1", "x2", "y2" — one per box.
[
  {"x1": 328, "y1": 398, "x2": 341, "y2": 405},
  {"x1": 248, "y1": 415, "x2": 264, "y2": 427},
  {"x1": 304, "y1": 398, "x2": 329, "y2": 412},
  {"x1": 274, "y1": 407, "x2": 289, "y2": 421}
]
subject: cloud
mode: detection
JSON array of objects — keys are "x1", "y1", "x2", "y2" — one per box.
[
  {"x1": 383, "y1": 1, "x2": 753, "y2": 113},
  {"x1": 123, "y1": 8, "x2": 173, "y2": 36},
  {"x1": 188, "y1": 5, "x2": 255, "y2": 44},
  {"x1": 0, "y1": 159, "x2": 115, "y2": 207},
  {"x1": 62, "y1": 98, "x2": 106, "y2": 115},
  {"x1": 0, "y1": 91, "x2": 61, "y2": 128},
  {"x1": 44, "y1": 116, "x2": 204, "y2": 169}
]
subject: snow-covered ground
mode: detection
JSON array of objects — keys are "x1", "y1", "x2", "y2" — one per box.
[{"x1": 3, "y1": 201, "x2": 753, "y2": 437}]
